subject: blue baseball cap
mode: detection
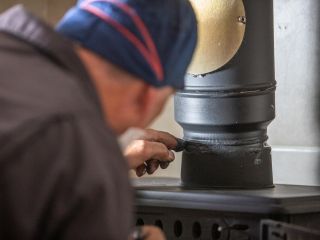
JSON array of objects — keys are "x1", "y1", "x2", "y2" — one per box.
[{"x1": 56, "y1": 0, "x2": 197, "y2": 89}]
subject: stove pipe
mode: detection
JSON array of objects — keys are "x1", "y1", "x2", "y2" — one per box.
[{"x1": 175, "y1": 0, "x2": 276, "y2": 188}]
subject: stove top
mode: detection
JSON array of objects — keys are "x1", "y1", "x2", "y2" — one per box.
[
  {"x1": 134, "y1": 178, "x2": 320, "y2": 215},
  {"x1": 134, "y1": 178, "x2": 320, "y2": 214}
]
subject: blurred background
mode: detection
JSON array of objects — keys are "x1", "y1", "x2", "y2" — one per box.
[
  {"x1": 0, "y1": 0, "x2": 75, "y2": 25},
  {"x1": 1, "y1": 0, "x2": 319, "y2": 185}
]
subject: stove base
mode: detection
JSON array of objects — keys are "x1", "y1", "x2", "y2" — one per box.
[{"x1": 134, "y1": 178, "x2": 320, "y2": 240}]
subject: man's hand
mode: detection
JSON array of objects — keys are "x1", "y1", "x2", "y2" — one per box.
[
  {"x1": 123, "y1": 129, "x2": 178, "y2": 177},
  {"x1": 130, "y1": 226, "x2": 166, "y2": 240}
]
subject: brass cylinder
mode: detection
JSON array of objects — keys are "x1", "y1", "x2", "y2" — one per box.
[{"x1": 188, "y1": 0, "x2": 246, "y2": 74}]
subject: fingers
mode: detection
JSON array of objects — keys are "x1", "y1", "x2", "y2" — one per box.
[
  {"x1": 159, "y1": 161, "x2": 170, "y2": 169},
  {"x1": 147, "y1": 142, "x2": 175, "y2": 161},
  {"x1": 126, "y1": 140, "x2": 175, "y2": 168},
  {"x1": 124, "y1": 129, "x2": 180, "y2": 176},
  {"x1": 146, "y1": 159, "x2": 160, "y2": 175},
  {"x1": 136, "y1": 163, "x2": 147, "y2": 177},
  {"x1": 136, "y1": 158, "x2": 171, "y2": 177},
  {"x1": 136, "y1": 142, "x2": 175, "y2": 176},
  {"x1": 142, "y1": 129, "x2": 178, "y2": 150},
  {"x1": 139, "y1": 226, "x2": 166, "y2": 240}
]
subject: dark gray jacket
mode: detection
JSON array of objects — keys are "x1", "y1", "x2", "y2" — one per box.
[{"x1": 0, "y1": 5, "x2": 132, "y2": 240}]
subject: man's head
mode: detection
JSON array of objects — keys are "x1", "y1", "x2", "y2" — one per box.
[{"x1": 57, "y1": 0, "x2": 197, "y2": 134}]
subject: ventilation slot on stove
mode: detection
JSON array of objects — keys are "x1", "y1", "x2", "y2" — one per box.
[
  {"x1": 136, "y1": 218, "x2": 144, "y2": 226},
  {"x1": 212, "y1": 223, "x2": 221, "y2": 240},
  {"x1": 192, "y1": 222, "x2": 202, "y2": 238},
  {"x1": 135, "y1": 217, "x2": 235, "y2": 239},
  {"x1": 174, "y1": 220, "x2": 183, "y2": 237},
  {"x1": 155, "y1": 219, "x2": 163, "y2": 230}
]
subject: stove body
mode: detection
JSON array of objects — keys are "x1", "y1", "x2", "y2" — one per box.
[
  {"x1": 135, "y1": 179, "x2": 320, "y2": 240},
  {"x1": 134, "y1": 0, "x2": 320, "y2": 239}
]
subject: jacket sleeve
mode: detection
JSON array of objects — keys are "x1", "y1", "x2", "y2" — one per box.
[{"x1": 0, "y1": 117, "x2": 133, "y2": 240}]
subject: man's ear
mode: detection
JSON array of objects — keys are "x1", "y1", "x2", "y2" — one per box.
[
  {"x1": 129, "y1": 83, "x2": 173, "y2": 128},
  {"x1": 128, "y1": 83, "x2": 159, "y2": 128},
  {"x1": 135, "y1": 84, "x2": 157, "y2": 119}
]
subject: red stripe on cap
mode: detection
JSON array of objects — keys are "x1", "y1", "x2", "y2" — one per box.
[
  {"x1": 96, "y1": 0, "x2": 163, "y2": 80},
  {"x1": 80, "y1": 0, "x2": 164, "y2": 82}
]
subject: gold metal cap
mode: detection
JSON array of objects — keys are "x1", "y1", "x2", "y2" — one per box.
[{"x1": 188, "y1": 0, "x2": 246, "y2": 75}]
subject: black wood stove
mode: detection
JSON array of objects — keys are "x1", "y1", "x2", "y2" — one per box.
[
  {"x1": 134, "y1": 0, "x2": 320, "y2": 239},
  {"x1": 134, "y1": 178, "x2": 320, "y2": 240}
]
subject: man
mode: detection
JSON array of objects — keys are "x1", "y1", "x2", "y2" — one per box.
[{"x1": 0, "y1": 0, "x2": 197, "y2": 239}]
